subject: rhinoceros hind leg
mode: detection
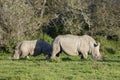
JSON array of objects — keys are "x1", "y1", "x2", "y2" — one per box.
[{"x1": 56, "y1": 50, "x2": 62, "y2": 57}]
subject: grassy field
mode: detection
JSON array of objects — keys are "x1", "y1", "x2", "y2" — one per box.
[{"x1": 0, "y1": 51, "x2": 120, "y2": 80}]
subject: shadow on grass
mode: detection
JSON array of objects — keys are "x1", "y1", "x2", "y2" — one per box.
[
  {"x1": 62, "y1": 57, "x2": 72, "y2": 61},
  {"x1": 106, "y1": 48, "x2": 116, "y2": 54},
  {"x1": 10, "y1": 56, "x2": 48, "y2": 61},
  {"x1": 0, "y1": 76, "x2": 21, "y2": 80},
  {"x1": 1, "y1": 56, "x2": 120, "y2": 63},
  {"x1": 102, "y1": 59, "x2": 120, "y2": 63},
  {"x1": 34, "y1": 58, "x2": 48, "y2": 61},
  {"x1": 61, "y1": 57, "x2": 89, "y2": 62},
  {"x1": 0, "y1": 77, "x2": 11, "y2": 80},
  {"x1": 11, "y1": 58, "x2": 120, "y2": 63}
]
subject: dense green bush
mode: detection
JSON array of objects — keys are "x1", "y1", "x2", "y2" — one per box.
[
  {"x1": 94, "y1": 36, "x2": 120, "y2": 55},
  {"x1": 0, "y1": 0, "x2": 120, "y2": 53}
]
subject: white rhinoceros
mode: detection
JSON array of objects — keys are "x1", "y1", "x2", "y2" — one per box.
[
  {"x1": 12, "y1": 40, "x2": 52, "y2": 59},
  {"x1": 51, "y1": 34, "x2": 103, "y2": 60}
]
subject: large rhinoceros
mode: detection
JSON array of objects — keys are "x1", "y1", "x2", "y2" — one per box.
[
  {"x1": 12, "y1": 40, "x2": 52, "y2": 59},
  {"x1": 51, "y1": 34, "x2": 103, "y2": 60}
]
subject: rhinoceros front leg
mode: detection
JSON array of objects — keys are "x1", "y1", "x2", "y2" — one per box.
[
  {"x1": 51, "y1": 44, "x2": 61, "y2": 59},
  {"x1": 81, "y1": 52, "x2": 88, "y2": 60}
]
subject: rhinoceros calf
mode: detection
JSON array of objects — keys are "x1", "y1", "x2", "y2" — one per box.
[
  {"x1": 51, "y1": 34, "x2": 103, "y2": 60},
  {"x1": 12, "y1": 40, "x2": 52, "y2": 59}
]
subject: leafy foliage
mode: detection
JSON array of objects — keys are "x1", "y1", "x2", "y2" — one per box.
[{"x1": 0, "y1": 0, "x2": 120, "y2": 52}]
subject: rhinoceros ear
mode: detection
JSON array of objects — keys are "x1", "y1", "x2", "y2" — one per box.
[
  {"x1": 94, "y1": 43, "x2": 98, "y2": 47},
  {"x1": 94, "y1": 42, "x2": 100, "y2": 47}
]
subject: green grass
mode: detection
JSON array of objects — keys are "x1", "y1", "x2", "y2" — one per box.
[
  {"x1": 0, "y1": 52, "x2": 120, "y2": 80},
  {"x1": 0, "y1": 36, "x2": 120, "y2": 80}
]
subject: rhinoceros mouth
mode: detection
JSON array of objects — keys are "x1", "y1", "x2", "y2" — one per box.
[{"x1": 93, "y1": 55, "x2": 104, "y2": 61}]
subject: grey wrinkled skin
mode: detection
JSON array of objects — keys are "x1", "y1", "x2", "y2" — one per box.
[
  {"x1": 12, "y1": 40, "x2": 52, "y2": 59},
  {"x1": 51, "y1": 34, "x2": 103, "y2": 61}
]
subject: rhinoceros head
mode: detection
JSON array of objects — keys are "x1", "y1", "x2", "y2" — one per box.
[
  {"x1": 12, "y1": 49, "x2": 20, "y2": 59},
  {"x1": 92, "y1": 42, "x2": 103, "y2": 60}
]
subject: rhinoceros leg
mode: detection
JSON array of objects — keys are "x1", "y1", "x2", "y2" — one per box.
[
  {"x1": 51, "y1": 43, "x2": 61, "y2": 59},
  {"x1": 26, "y1": 56, "x2": 30, "y2": 59},
  {"x1": 81, "y1": 51, "x2": 88, "y2": 59},
  {"x1": 20, "y1": 50, "x2": 29, "y2": 59}
]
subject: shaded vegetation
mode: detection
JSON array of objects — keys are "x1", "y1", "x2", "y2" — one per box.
[{"x1": 0, "y1": 0, "x2": 120, "y2": 53}]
